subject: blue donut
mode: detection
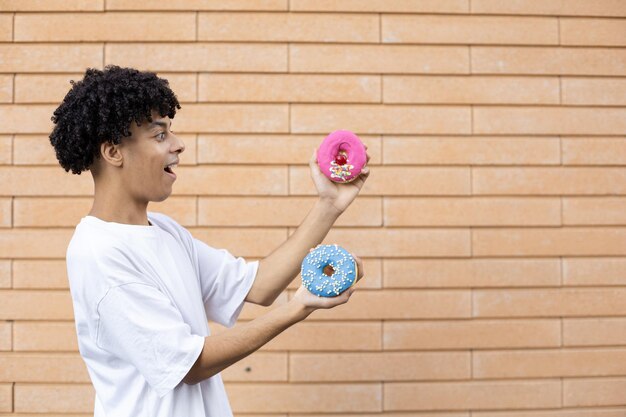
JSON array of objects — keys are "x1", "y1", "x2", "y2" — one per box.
[{"x1": 301, "y1": 244, "x2": 357, "y2": 297}]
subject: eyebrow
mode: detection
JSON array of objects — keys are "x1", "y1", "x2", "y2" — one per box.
[{"x1": 148, "y1": 120, "x2": 172, "y2": 130}]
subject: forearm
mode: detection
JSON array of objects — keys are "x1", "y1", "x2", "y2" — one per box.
[
  {"x1": 254, "y1": 199, "x2": 341, "y2": 303},
  {"x1": 185, "y1": 300, "x2": 312, "y2": 384}
]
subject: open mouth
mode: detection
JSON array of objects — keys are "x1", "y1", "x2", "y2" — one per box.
[{"x1": 164, "y1": 165, "x2": 177, "y2": 179}]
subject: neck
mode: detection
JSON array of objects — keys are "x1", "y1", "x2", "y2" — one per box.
[{"x1": 88, "y1": 176, "x2": 151, "y2": 226}]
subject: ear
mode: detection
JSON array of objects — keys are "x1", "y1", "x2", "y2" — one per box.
[{"x1": 100, "y1": 141, "x2": 123, "y2": 168}]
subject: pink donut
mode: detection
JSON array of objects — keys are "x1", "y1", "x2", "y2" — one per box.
[{"x1": 317, "y1": 130, "x2": 367, "y2": 183}]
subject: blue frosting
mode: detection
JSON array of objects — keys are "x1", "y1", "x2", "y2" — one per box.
[{"x1": 301, "y1": 244, "x2": 357, "y2": 297}]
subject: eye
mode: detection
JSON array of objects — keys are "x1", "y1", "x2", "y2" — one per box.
[{"x1": 156, "y1": 132, "x2": 166, "y2": 140}]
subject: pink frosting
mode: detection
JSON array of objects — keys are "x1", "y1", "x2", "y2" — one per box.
[{"x1": 317, "y1": 130, "x2": 367, "y2": 183}]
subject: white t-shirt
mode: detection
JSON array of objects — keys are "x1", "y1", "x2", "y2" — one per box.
[{"x1": 65, "y1": 211, "x2": 259, "y2": 417}]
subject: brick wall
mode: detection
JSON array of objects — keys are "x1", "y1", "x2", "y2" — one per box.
[{"x1": 1, "y1": 0, "x2": 626, "y2": 414}]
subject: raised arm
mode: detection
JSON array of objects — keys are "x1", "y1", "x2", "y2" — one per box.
[{"x1": 245, "y1": 148, "x2": 370, "y2": 306}]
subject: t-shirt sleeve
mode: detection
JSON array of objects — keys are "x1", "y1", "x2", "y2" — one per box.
[
  {"x1": 193, "y1": 238, "x2": 259, "y2": 328},
  {"x1": 95, "y1": 283, "x2": 205, "y2": 398}
]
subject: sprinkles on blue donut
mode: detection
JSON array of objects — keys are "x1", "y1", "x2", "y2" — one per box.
[{"x1": 301, "y1": 244, "x2": 357, "y2": 297}]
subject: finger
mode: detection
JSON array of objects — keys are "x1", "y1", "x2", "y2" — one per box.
[
  {"x1": 353, "y1": 255, "x2": 364, "y2": 280},
  {"x1": 309, "y1": 148, "x2": 317, "y2": 167}
]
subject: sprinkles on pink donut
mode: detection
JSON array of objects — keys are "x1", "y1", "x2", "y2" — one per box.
[{"x1": 317, "y1": 130, "x2": 367, "y2": 183}]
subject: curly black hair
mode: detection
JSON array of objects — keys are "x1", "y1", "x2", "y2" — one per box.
[{"x1": 49, "y1": 65, "x2": 181, "y2": 175}]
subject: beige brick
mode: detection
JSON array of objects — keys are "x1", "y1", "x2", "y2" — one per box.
[
  {"x1": 0, "y1": 44, "x2": 102, "y2": 73},
  {"x1": 563, "y1": 197, "x2": 626, "y2": 226},
  {"x1": 0, "y1": 353, "x2": 88, "y2": 382},
  {"x1": 173, "y1": 166, "x2": 287, "y2": 195},
  {"x1": 106, "y1": 43, "x2": 287, "y2": 72},
  {"x1": 14, "y1": 383, "x2": 94, "y2": 413},
  {"x1": 199, "y1": 196, "x2": 381, "y2": 227},
  {"x1": 473, "y1": 227, "x2": 626, "y2": 257},
  {"x1": 0, "y1": 261, "x2": 8, "y2": 288},
  {"x1": 15, "y1": 74, "x2": 78, "y2": 104},
  {"x1": 475, "y1": 106, "x2": 626, "y2": 135},
  {"x1": 0, "y1": 167, "x2": 93, "y2": 196},
  {"x1": 385, "y1": 197, "x2": 561, "y2": 226},
  {"x1": 199, "y1": 12, "x2": 378, "y2": 42},
  {"x1": 15, "y1": 12, "x2": 195, "y2": 42},
  {"x1": 199, "y1": 74, "x2": 380, "y2": 103},
  {"x1": 0, "y1": 322, "x2": 10, "y2": 351},
  {"x1": 13, "y1": 260, "x2": 67, "y2": 289},
  {"x1": 291, "y1": 44, "x2": 469, "y2": 74},
  {"x1": 384, "y1": 76, "x2": 559, "y2": 105},
  {"x1": 15, "y1": 73, "x2": 196, "y2": 104},
  {"x1": 161, "y1": 73, "x2": 196, "y2": 103},
  {"x1": 174, "y1": 104, "x2": 288, "y2": 133},
  {"x1": 0, "y1": 414, "x2": 90, "y2": 417},
  {"x1": 221, "y1": 352, "x2": 287, "y2": 382},
  {"x1": 0, "y1": 136, "x2": 10, "y2": 164},
  {"x1": 472, "y1": 47, "x2": 626, "y2": 76},
  {"x1": 564, "y1": 318, "x2": 626, "y2": 347},
  {"x1": 309, "y1": 289, "x2": 470, "y2": 320},
  {"x1": 0, "y1": 290, "x2": 73, "y2": 320},
  {"x1": 383, "y1": 15, "x2": 557, "y2": 45},
  {"x1": 14, "y1": 135, "x2": 61, "y2": 165},
  {"x1": 384, "y1": 319, "x2": 561, "y2": 350},
  {"x1": 472, "y1": 0, "x2": 626, "y2": 17},
  {"x1": 385, "y1": 380, "x2": 560, "y2": 410},
  {"x1": 474, "y1": 288, "x2": 626, "y2": 318},
  {"x1": 106, "y1": 0, "x2": 286, "y2": 11},
  {"x1": 290, "y1": 165, "x2": 470, "y2": 196},
  {"x1": 564, "y1": 377, "x2": 626, "y2": 407},
  {"x1": 14, "y1": 197, "x2": 90, "y2": 227},
  {"x1": 564, "y1": 257, "x2": 626, "y2": 286},
  {"x1": 290, "y1": 414, "x2": 468, "y2": 417},
  {"x1": 563, "y1": 138, "x2": 626, "y2": 165},
  {"x1": 0, "y1": 104, "x2": 57, "y2": 134},
  {"x1": 0, "y1": 75, "x2": 11, "y2": 102},
  {"x1": 0, "y1": 229, "x2": 73, "y2": 258},
  {"x1": 474, "y1": 348, "x2": 626, "y2": 379},
  {"x1": 290, "y1": 351, "x2": 470, "y2": 382},
  {"x1": 384, "y1": 258, "x2": 561, "y2": 288},
  {"x1": 564, "y1": 77, "x2": 626, "y2": 105},
  {"x1": 0, "y1": 384, "x2": 10, "y2": 412},
  {"x1": 562, "y1": 18, "x2": 626, "y2": 46},
  {"x1": 227, "y1": 383, "x2": 381, "y2": 413},
  {"x1": 292, "y1": 104, "x2": 471, "y2": 134},
  {"x1": 473, "y1": 167, "x2": 626, "y2": 195},
  {"x1": 478, "y1": 408, "x2": 612, "y2": 417},
  {"x1": 0, "y1": 198, "x2": 9, "y2": 228},
  {"x1": 198, "y1": 134, "x2": 381, "y2": 164},
  {"x1": 315, "y1": 228, "x2": 470, "y2": 257},
  {"x1": 190, "y1": 228, "x2": 287, "y2": 258},
  {"x1": 0, "y1": 0, "x2": 103, "y2": 11},
  {"x1": 0, "y1": 14, "x2": 10, "y2": 41},
  {"x1": 258, "y1": 322, "x2": 381, "y2": 351},
  {"x1": 148, "y1": 197, "x2": 198, "y2": 226},
  {"x1": 384, "y1": 136, "x2": 560, "y2": 165},
  {"x1": 13, "y1": 321, "x2": 78, "y2": 352},
  {"x1": 291, "y1": 0, "x2": 468, "y2": 13}
]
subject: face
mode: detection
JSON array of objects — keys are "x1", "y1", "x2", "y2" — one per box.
[{"x1": 117, "y1": 111, "x2": 185, "y2": 203}]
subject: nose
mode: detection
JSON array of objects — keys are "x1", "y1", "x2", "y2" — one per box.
[{"x1": 171, "y1": 132, "x2": 185, "y2": 154}]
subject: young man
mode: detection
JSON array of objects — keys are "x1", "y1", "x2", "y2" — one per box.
[{"x1": 50, "y1": 65, "x2": 370, "y2": 416}]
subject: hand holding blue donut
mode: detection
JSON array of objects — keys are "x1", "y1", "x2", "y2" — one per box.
[{"x1": 301, "y1": 244, "x2": 361, "y2": 297}]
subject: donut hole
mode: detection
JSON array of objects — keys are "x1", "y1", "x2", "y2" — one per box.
[{"x1": 323, "y1": 265, "x2": 335, "y2": 276}]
